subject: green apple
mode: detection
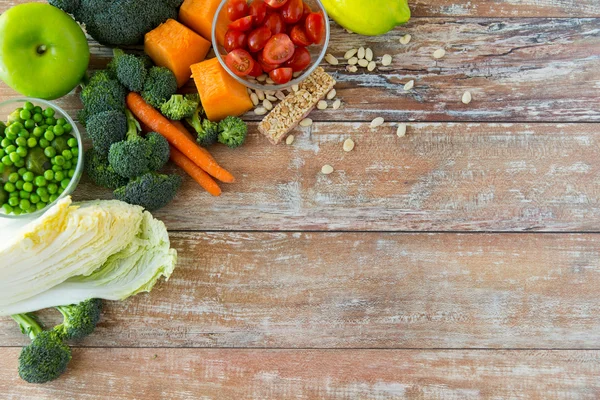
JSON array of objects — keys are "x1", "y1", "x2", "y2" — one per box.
[{"x1": 0, "y1": 3, "x2": 90, "y2": 100}]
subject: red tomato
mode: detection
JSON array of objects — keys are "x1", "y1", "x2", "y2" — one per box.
[
  {"x1": 257, "y1": 51, "x2": 281, "y2": 72},
  {"x1": 263, "y1": 12, "x2": 286, "y2": 35},
  {"x1": 284, "y1": 46, "x2": 311, "y2": 72},
  {"x1": 224, "y1": 30, "x2": 248, "y2": 52},
  {"x1": 302, "y1": 2, "x2": 312, "y2": 19},
  {"x1": 248, "y1": 60, "x2": 264, "y2": 77},
  {"x1": 264, "y1": 0, "x2": 289, "y2": 9},
  {"x1": 263, "y1": 33, "x2": 295, "y2": 64},
  {"x1": 227, "y1": 0, "x2": 250, "y2": 21},
  {"x1": 269, "y1": 67, "x2": 293, "y2": 84},
  {"x1": 290, "y1": 24, "x2": 312, "y2": 47},
  {"x1": 305, "y1": 12, "x2": 325, "y2": 44},
  {"x1": 249, "y1": 0, "x2": 268, "y2": 26},
  {"x1": 247, "y1": 26, "x2": 272, "y2": 52},
  {"x1": 225, "y1": 49, "x2": 256, "y2": 76},
  {"x1": 281, "y1": 0, "x2": 303, "y2": 24},
  {"x1": 228, "y1": 15, "x2": 254, "y2": 31}
]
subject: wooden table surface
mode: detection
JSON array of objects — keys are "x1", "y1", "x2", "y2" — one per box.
[{"x1": 2, "y1": 0, "x2": 600, "y2": 398}]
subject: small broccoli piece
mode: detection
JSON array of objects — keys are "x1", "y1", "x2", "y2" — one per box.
[
  {"x1": 218, "y1": 116, "x2": 248, "y2": 148},
  {"x1": 109, "y1": 49, "x2": 148, "y2": 93},
  {"x1": 54, "y1": 299, "x2": 103, "y2": 340},
  {"x1": 12, "y1": 313, "x2": 72, "y2": 384},
  {"x1": 160, "y1": 94, "x2": 199, "y2": 120},
  {"x1": 86, "y1": 110, "x2": 127, "y2": 156},
  {"x1": 108, "y1": 110, "x2": 152, "y2": 179},
  {"x1": 79, "y1": 71, "x2": 127, "y2": 125},
  {"x1": 185, "y1": 104, "x2": 218, "y2": 147},
  {"x1": 114, "y1": 172, "x2": 182, "y2": 211},
  {"x1": 141, "y1": 67, "x2": 178, "y2": 108},
  {"x1": 48, "y1": 0, "x2": 80, "y2": 14},
  {"x1": 146, "y1": 132, "x2": 170, "y2": 171},
  {"x1": 84, "y1": 148, "x2": 129, "y2": 190}
]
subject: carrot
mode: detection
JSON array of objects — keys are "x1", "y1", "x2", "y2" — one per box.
[
  {"x1": 127, "y1": 92, "x2": 235, "y2": 183},
  {"x1": 170, "y1": 146, "x2": 221, "y2": 196},
  {"x1": 171, "y1": 120, "x2": 218, "y2": 163}
]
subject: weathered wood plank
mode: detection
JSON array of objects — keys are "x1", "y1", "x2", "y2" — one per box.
[
  {"x1": 412, "y1": 1, "x2": 600, "y2": 18},
  {"x1": 3, "y1": 232, "x2": 600, "y2": 348},
  {"x1": 1, "y1": 348, "x2": 599, "y2": 399},
  {"x1": 71, "y1": 122, "x2": 600, "y2": 231},
  {"x1": 1, "y1": 19, "x2": 599, "y2": 122}
]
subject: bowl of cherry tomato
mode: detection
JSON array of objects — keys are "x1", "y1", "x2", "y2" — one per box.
[{"x1": 212, "y1": 0, "x2": 330, "y2": 91}]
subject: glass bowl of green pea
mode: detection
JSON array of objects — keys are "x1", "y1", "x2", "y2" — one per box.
[{"x1": 0, "y1": 98, "x2": 83, "y2": 219}]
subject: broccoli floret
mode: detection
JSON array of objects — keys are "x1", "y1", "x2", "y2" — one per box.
[
  {"x1": 54, "y1": 299, "x2": 103, "y2": 340},
  {"x1": 218, "y1": 116, "x2": 248, "y2": 148},
  {"x1": 86, "y1": 110, "x2": 127, "y2": 156},
  {"x1": 12, "y1": 313, "x2": 71, "y2": 384},
  {"x1": 160, "y1": 94, "x2": 199, "y2": 120},
  {"x1": 185, "y1": 105, "x2": 218, "y2": 147},
  {"x1": 114, "y1": 172, "x2": 182, "y2": 211},
  {"x1": 109, "y1": 49, "x2": 148, "y2": 93},
  {"x1": 79, "y1": 71, "x2": 127, "y2": 125},
  {"x1": 142, "y1": 67, "x2": 178, "y2": 109},
  {"x1": 146, "y1": 132, "x2": 170, "y2": 171},
  {"x1": 108, "y1": 110, "x2": 152, "y2": 179},
  {"x1": 48, "y1": 0, "x2": 80, "y2": 14},
  {"x1": 84, "y1": 148, "x2": 129, "y2": 190}
]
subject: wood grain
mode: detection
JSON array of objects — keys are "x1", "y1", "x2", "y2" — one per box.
[
  {"x1": 412, "y1": 1, "x2": 600, "y2": 18},
  {"x1": 1, "y1": 348, "x2": 599, "y2": 399},
  {"x1": 71, "y1": 122, "x2": 600, "y2": 232},
  {"x1": 3, "y1": 232, "x2": 600, "y2": 348},
  {"x1": 1, "y1": 19, "x2": 599, "y2": 123}
]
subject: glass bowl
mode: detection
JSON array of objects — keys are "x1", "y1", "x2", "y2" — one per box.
[
  {"x1": 212, "y1": 0, "x2": 330, "y2": 91},
  {"x1": 0, "y1": 98, "x2": 84, "y2": 220}
]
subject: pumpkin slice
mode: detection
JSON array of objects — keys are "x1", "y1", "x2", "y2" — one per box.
[{"x1": 179, "y1": 0, "x2": 229, "y2": 44}]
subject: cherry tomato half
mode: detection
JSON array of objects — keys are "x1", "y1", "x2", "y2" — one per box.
[
  {"x1": 290, "y1": 24, "x2": 312, "y2": 47},
  {"x1": 263, "y1": 33, "x2": 295, "y2": 64},
  {"x1": 302, "y1": 2, "x2": 312, "y2": 19},
  {"x1": 248, "y1": 60, "x2": 264, "y2": 77},
  {"x1": 224, "y1": 29, "x2": 248, "y2": 52},
  {"x1": 225, "y1": 49, "x2": 256, "y2": 76},
  {"x1": 229, "y1": 15, "x2": 254, "y2": 31},
  {"x1": 258, "y1": 51, "x2": 281, "y2": 73},
  {"x1": 269, "y1": 67, "x2": 293, "y2": 84},
  {"x1": 249, "y1": 0, "x2": 268, "y2": 26},
  {"x1": 227, "y1": 0, "x2": 250, "y2": 21},
  {"x1": 284, "y1": 46, "x2": 311, "y2": 72},
  {"x1": 265, "y1": 0, "x2": 289, "y2": 9},
  {"x1": 305, "y1": 12, "x2": 325, "y2": 44},
  {"x1": 263, "y1": 12, "x2": 286, "y2": 35},
  {"x1": 281, "y1": 0, "x2": 303, "y2": 24},
  {"x1": 247, "y1": 26, "x2": 272, "y2": 52}
]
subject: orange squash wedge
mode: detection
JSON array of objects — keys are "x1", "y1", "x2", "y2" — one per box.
[{"x1": 179, "y1": 0, "x2": 229, "y2": 44}]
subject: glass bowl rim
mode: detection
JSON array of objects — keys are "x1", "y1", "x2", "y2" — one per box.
[
  {"x1": 0, "y1": 97, "x2": 84, "y2": 220},
  {"x1": 212, "y1": 0, "x2": 331, "y2": 91}
]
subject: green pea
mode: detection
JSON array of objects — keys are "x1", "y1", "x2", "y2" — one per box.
[
  {"x1": 19, "y1": 199, "x2": 30, "y2": 210},
  {"x1": 44, "y1": 130, "x2": 55, "y2": 141},
  {"x1": 32, "y1": 127, "x2": 44, "y2": 137},
  {"x1": 8, "y1": 172, "x2": 18, "y2": 183},
  {"x1": 24, "y1": 120, "x2": 36, "y2": 130},
  {"x1": 49, "y1": 194, "x2": 58, "y2": 203},
  {"x1": 3, "y1": 204, "x2": 14, "y2": 214},
  {"x1": 45, "y1": 117, "x2": 55, "y2": 125},
  {"x1": 44, "y1": 147, "x2": 56, "y2": 158},
  {"x1": 17, "y1": 130, "x2": 29, "y2": 139},
  {"x1": 54, "y1": 171, "x2": 65, "y2": 181},
  {"x1": 9, "y1": 152, "x2": 21, "y2": 163},
  {"x1": 12, "y1": 207, "x2": 21, "y2": 215},
  {"x1": 23, "y1": 102, "x2": 34, "y2": 111},
  {"x1": 63, "y1": 123, "x2": 73, "y2": 133},
  {"x1": 19, "y1": 190, "x2": 30, "y2": 199},
  {"x1": 54, "y1": 155, "x2": 65, "y2": 166},
  {"x1": 47, "y1": 183, "x2": 58, "y2": 194},
  {"x1": 53, "y1": 125, "x2": 65, "y2": 136},
  {"x1": 22, "y1": 171, "x2": 34, "y2": 182},
  {"x1": 39, "y1": 138, "x2": 50, "y2": 148},
  {"x1": 34, "y1": 176, "x2": 47, "y2": 187},
  {"x1": 36, "y1": 202, "x2": 47, "y2": 210},
  {"x1": 52, "y1": 165, "x2": 62, "y2": 172},
  {"x1": 18, "y1": 167, "x2": 27, "y2": 176},
  {"x1": 27, "y1": 137, "x2": 37, "y2": 148},
  {"x1": 68, "y1": 169, "x2": 75, "y2": 178},
  {"x1": 43, "y1": 108, "x2": 55, "y2": 117},
  {"x1": 15, "y1": 137, "x2": 26, "y2": 147},
  {"x1": 8, "y1": 191, "x2": 18, "y2": 198},
  {"x1": 16, "y1": 147, "x2": 27, "y2": 158},
  {"x1": 5, "y1": 131, "x2": 17, "y2": 140},
  {"x1": 33, "y1": 113, "x2": 43, "y2": 123},
  {"x1": 62, "y1": 160, "x2": 72, "y2": 170},
  {"x1": 27, "y1": 204, "x2": 36, "y2": 213},
  {"x1": 4, "y1": 182, "x2": 15, "y2": 192},
  {"x1": 8, "y1": 197, "x2": 19, "y2": 207},
  {"x1": 57, "y1": 186, "x2": 64, "y2": 195},
  {"x1": 33, "y1": 106, "x2": 42, "y2": 114},
  {"x1": 19, "y1": 109, "x2": 31, "y2": 120},
  {"x1": 36, "y1": 187, "x2": 48, "y2": 197},
  {"x1": 15, "y1": 181, "x2": 24, "y2": 190},
  {"x1": 1, "y1": 138, "x2": 11, "y2": 148},
  {"x1": 29, "y1": 193, "x2": 40, "y2": 204},
  {"x1": 62, "y1": 150, "x2": 73, "y2": 160},
  {"x1": 67, "y1": 137, "x2": 78, "y2": 148},
  {"x1": 9, "y1": 123, "x2": 22, "y2": 134},
  {"x1": 56, "y1": 118, "x2": 66, "y2": 126},
  {"x1": 43, "y1": 170, "x2": 54, "y2": 181},
  {"x1": 60, "y1": 179, "x2": 70, "y2": 189},
  {"x1": 1, "y1": 155, "x2": 13, "y2": 166},
  {"x1": 71, "y1": 148, "x2": 79, "y2": 158},
  {"x1": 5, "y1": 145, "x2": 16, "y2": 154},
  {"x1": 23, "y1": 182, "x2": 34, "y2": 192},
  {"x1": 13, "y1": 159, "x2": 24, "y2": 168},
  {"x1": 40, "y1": 194, "x2": 49, "y2": 203}
]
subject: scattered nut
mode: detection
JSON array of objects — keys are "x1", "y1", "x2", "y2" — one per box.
[
  {"x1": 381, "y1": 54, "x2": 393, "y2": 66},
  {"x1": 317, "y1": 100, "x2": 328, "y2": 110},
  {"x1": 346, "y1": 29, "x2": 354, "y2": 34},
  {"x1": 365, "y1": 48, "x2": 373, "y2": 62},
  {"x1": 254, "y1": 107, "x2": 267, "y2": 115},
  {"x1": 257, "y1": 74, "x2": 268, "y2": 82},
  {"x1": 300, "y1": 118, "x2": 313, "y2": 127},
  {"x1": 347, "y1": 65, "x2": 358, "y2": 73},
  {"x1": 367, "y1": 61, "x2": 377, "y2": 71},
  {"x1": 462, "y1": 91, "x2": 472, "y2": 104},
  {"x1": 343, "y1": 138, "x2": 355, "y2": 152},
  {"x1": 332, "y1": 99, "x2": 341, "y2": 110},
  {"x1": 370, "y1": 117, "x2": 384, "y2": 128},
  {"x1": 256, "y1": 89, "x2": 265, "y2": 100},
  {"x1": 357, "y1": 47, "x2": 366, "y2": 59},
  {"x1": 400, "y1": 34, "x2": 412, "y2": 45},
  {"x1": 358, "y1": 59, "x2": 369, "y2": 67},
  {"x1": 265, "y1": 77, "x2": 275, "y2": 84},
  {"x1": 404, "y1": 80, "x2": 414, "y2": 91},
  {"x1": 348, "y1": 57, "x2": 358, "y2": 65},
  {"x1": 276, "y1": 91, "x2": 286, "y2": 101},
  {"x1": 266, "y1": 94, "x2": 277, "y2": 102},
  {"x1": 292, "y1": 84, "x2": 299, "y2": 92},
  {"x1": 321, "y1": 164, "x2": 334, "y2": 175},
  {"x1": 286, "y1": 135, "x2": 295, "y2": 145},
  {"x1": 325, "y1": 53, "x2": 339, "y2": 65},
  {"x1": 433, "y1": 48, "x2": 446, "y2": 59},
  {"x1": 397, "y1": 123, "x2": 407, "y2": 137},
  {"x1": 327, "y1": 89, "x2": 337, "y2": 100},
  {"x1": 250, "y1": 92, "x2": 259, "y2": 106},
  {"x1": 344, "y1": 48, "x2": 358, "y2": 59},
  {"x1": 263, "y1": 99, "x2": 273, "y2": 110}
]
